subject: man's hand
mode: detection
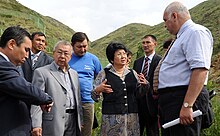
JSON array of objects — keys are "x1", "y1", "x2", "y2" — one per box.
[
  {"x1": 179, "y1": 107, "x2": 194, "y2": 125},
  {"x1": 31, "y1": 127, "x2": 42, "y2": 136},
  {"x1": 40, "y1": 102, "x2": 53, "y2": 112}
]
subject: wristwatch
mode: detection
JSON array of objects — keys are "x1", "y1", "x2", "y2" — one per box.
[{"x1": 183, "y1": 102, "x2": 193, "y2": 108}]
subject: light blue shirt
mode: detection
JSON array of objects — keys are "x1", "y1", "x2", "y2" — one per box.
[
  {"x1": 69, "y1": 52, "x2": 102, "y2": 103},
  {"x1": 159, "y1": 19, "x2": 213, "y2": 89}
]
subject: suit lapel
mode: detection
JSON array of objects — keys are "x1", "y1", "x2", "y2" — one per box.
[
  {"x1": 137, "y1": 57, "x2": 145, "y2": 74},
  {"x1": 68, "y1": 70, "x2": 78, "y2": 102},
  {"x1": 49, "y1": 62, "x2": 68, "y2": 92},
  {"x1": 33, "y1": 52, "x2": 44, "y2": 69}
]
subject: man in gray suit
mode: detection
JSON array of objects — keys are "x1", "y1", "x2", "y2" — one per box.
[
  {"x1": 31, "y1": 41, "x2": 82, "y2": 136},
  {"x1": 21, "y1": 32, "x2": 53, "y2": 82}
]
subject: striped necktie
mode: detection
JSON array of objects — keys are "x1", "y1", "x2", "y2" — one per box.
[
  {"x1": 32, "y1": 54, "x2": 39, "y2": 68},
  {"x1": 153, "y1": 39, "x2": 176, "y2": 93},
  {"x1": 142, "y1": 57, "x2": 149, "y2": 77}
]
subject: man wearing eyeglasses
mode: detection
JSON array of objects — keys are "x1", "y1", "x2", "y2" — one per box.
[
  {"x1": 133, "y1": 34, "x2": 161, "y2": 136},
  {"x1": 31, "y1": 41, "x2": 82, "y2": 136}
]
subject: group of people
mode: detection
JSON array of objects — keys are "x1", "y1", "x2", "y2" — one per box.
[{"x1": 0, "y1": 1, "x2": 213, "y2": 136}]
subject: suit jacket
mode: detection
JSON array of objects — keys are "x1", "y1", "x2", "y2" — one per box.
[
  {"x1": 31, "y1": 62, "x2": 82, "y2": 136},
  {"x1": 21, "y1": 51, "x2": 53, "y2": 82},
  {"x1": 133, "y1": 54, "x2": 161, "y2": 118},
  {"x1": 0, "y1": 55, "x2": 52, "y2": 136}
]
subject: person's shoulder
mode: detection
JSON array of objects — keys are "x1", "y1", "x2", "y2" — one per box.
[
  {"x1": 86, "y1": 52, "x2": 99, "y2": 58},
  {"x1": 190, "y1": 22, "x2": 210, "y2": 32},
  {"x1": 134, "y1": 56, "x2": 144, "y2": 62},
  {"x1": 35, "y1": 63, "x2": 51, "y2": 71},
  {"x1": 69, "y1": 68, "x2": 78, "y2": 75},
  {"x1": 154, "y1": 54, "x2": 162, "y2": 59}
]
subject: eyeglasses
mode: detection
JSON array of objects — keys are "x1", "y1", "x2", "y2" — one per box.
[{"x1": 56, "y1": 51, "x2": 71, "y2": 57}]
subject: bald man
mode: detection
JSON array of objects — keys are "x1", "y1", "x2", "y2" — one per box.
[{"x1": 156, "y1": 2, "x2": 213, "y2": 136}]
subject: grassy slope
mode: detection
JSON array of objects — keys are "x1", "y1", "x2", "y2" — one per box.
[{"x1": 0, "y1": 0, "x2": 74, "y2": 53}]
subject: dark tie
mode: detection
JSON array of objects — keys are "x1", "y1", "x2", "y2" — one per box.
[
  {"x1": 153, "y1": 39, "x2": 176, "y2": 93},
  {"x1": 142, "y1": 57, "x2": 149, "y2": 77}
]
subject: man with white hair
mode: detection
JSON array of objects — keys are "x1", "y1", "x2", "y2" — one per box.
[{"x1": 154, "y1": 1, "x2": 213, "y2": 136}]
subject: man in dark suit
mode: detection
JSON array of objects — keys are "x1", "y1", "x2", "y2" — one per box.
[
  {"x1": 133, "y1": 34, "x2": 161, "y2": 136},
  {"x1": 21, "y1": 32, "x2": 53, "y2": 82},
  {"x1": 0, "y1": 26, "x2": 53, "y2": 136}
]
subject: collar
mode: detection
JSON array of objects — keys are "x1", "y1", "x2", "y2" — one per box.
[
  {"x1": 54, "y1": 62, "x2": 70, "y2": 73},
  {"x1": 145, "y1": 51, "x2": 155, "y2": 61},
  {"x1": 0, "y1": 51, "x2": 10, "y2": 62},
  {"x1": 177, "y1": 19, "x2": 194, "y2": 39},
  {"x1": 31, "y1": 51, "x2": 42, "y2": 57}
]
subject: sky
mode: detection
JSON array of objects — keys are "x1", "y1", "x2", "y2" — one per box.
[{"x1": 17, "y1": 0, "x2": 206, "y2": 41}]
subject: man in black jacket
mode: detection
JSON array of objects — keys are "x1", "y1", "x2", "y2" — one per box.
[
  {"x1": 21, "y1": 31, "x2": 53, "y2": 82},
  {"x1": 133, "y1": 34, "x2": 161, "y2": 136},
  {"x1": 0, "y1": 26, "x2": 53, "y2": 136}
]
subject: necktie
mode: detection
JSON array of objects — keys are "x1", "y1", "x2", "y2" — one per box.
[
  {"x1": 32, "y1": 54, "x2": 39, "y2": 68},
  {"x1": 142, "y1": 57, "x2": 149, "y2": 77},
  {"x1": 153, "y1": 39, "x2": 176, "y2": 93}
]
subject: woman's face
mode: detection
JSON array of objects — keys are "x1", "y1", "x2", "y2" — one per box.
[{"x1": 113, "y1": 49, "x2": 127, "y2": 67}]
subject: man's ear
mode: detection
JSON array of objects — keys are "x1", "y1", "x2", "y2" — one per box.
[{"x1": 7, "y1": 39, "x2": 16, "y2": 50}]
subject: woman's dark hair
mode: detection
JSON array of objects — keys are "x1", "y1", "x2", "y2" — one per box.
[
  {"x1": 71, "y1": 32, "x2": 89, "y2": 46},
  {"x1": 0, "y1": 26, "x2": 31, "y2": 48},
  {"x1": 106, "y1": 42, "x2": 128, "y2": 64}
]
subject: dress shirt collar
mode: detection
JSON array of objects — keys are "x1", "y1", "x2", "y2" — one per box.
[
  {"x1": 177, "y1": 19, "x2": 194, "y2": 39},
  {"x1": 31, "y1": 50, "x2": 42, "y2": 57},
  {"x1": 54, "y1": 62, "x2": 70, "y2": 73},
  {"x1": 109, "y1": 64, "x2": 130, "y2": 77},
  {"x1": 0, "y1": 51, "x2": 10, "y2": 62},
  {"x1": 145, "y1": 51, "x2": 155, "y2": 62}
]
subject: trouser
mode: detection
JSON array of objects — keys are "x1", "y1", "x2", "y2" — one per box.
[
  {"x1": 138, "y1": 94, "x2": 159, "y2": 136},
  {"x1": 158, "y1": 86, "x2": 208, "y2": 136},
  {"x1": 81, "y1": 103, "x2": 94, "y2": 136},
  {"x1": 64, "y1": 109, "x2": 81, "y2": 136}
]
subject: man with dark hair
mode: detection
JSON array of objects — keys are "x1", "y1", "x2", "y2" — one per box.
[
  {"x1": 0, "y1": 26, "x2": 53, "y2": 135},
  {"x1": 69, "y1": 32, "x2": 102, "y2": 136},
  {"x1": 133, "y1": 34, "x2": 161, "y2": 136},
  {"x1": 21, "y1": 31, "x2": 53, "y2": 82}
]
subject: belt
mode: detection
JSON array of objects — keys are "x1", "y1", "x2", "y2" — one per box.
[
  {"x1": 158, "y1": 85, "x2": 188, "y2": 94},
  {"x1": 66, "y1": 109, "x2": 75, "y2": 113}
]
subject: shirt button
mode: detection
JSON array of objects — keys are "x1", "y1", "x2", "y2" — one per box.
[
  {"x1": 125, "y1": 103, "x2": 128, "y2": 106},
  {"x1": 122, "y1": 82, "x2": 125, "y2": 84},
  {"x1": 124, "y1": 88, "x2": 126, "y2": 91},
  {"x1": 124, "y1": 96, "x2": 127, "y2": 98}
]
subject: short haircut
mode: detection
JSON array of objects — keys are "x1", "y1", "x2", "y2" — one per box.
[
  {"x1": 0, "y1": 26, "x2": 31, "y2": 48},
  {"x1": 53, "y1": 40, "x2": 73, "y2": 54},
  {"x1": 142, "y1": 34, "x2": 157, "y2": 41},
  {"x1": 71, "y1": 32, "x2": 89, "y2": 46},
  {"x1": 165, "y1": 2, "x2": 190, "y2": 20},
  {"x1": 106, "y1": 42, "x2": 128, "y2": 64},
  {"x1": 31, "y1": 32, "x2": 46, "y2": 40}
]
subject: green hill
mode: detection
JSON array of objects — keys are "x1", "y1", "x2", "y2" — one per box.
[
  {"x1": 91, "y1": 0, "x2": 220, "y2": 57},
  {"x1": 90, "y1": 0, "x2": 220, "y2": 86},
  {"x1": 0, "y1": 0, "x2": 74, "y2": 53}
]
